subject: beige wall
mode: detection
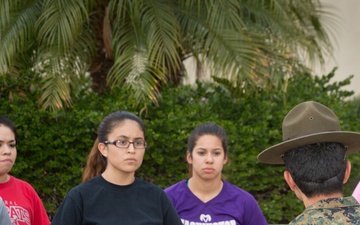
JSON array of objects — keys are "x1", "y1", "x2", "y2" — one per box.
[{"x1": 314, "y1": 0, "x2": 360, "y2": 97}]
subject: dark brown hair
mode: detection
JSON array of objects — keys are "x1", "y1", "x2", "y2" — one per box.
[
  {"x1": 187, "y1": 122, "x2": 228, "y2": 176},
  {"x1": 82, "y1": 111, "x2": 145, "y2": 182}
]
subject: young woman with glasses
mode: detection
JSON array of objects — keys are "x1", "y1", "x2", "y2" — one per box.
[{"x1": 51, "y1": 111, "x2": 182, "y2": 225}]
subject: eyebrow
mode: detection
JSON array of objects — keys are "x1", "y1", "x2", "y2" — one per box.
[
  {"x1": 0, "y1": 139, "x2": 16, "y2": 143},
  {"x1": 114, "y1": 135, "x2": 129, "y2": 139},
  {"x1": 113, "y1": 135, "x2": 144, "y2": 140},
  {"x1": 195, "y1": 147, "x2": 222, "y2": 151}
]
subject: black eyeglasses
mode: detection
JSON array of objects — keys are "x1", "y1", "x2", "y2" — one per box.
[{"x1": 104, "y1": 140, "x2": 147, "y2": 149}]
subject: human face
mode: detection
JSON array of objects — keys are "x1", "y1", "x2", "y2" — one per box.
[
  {"x1": 0, "y1": 125, "x2": 17, "y2": 180},
  {"x1": 187, "y1": 134, "x2": 227, "y2": 181},
  {"x1": 99, "y1": 119, "x2": 145, "y2": 176}
]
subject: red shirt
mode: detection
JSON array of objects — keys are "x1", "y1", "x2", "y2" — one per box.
[{"x1": 0, "y1": 175, "x2": 50, "y2": 225}]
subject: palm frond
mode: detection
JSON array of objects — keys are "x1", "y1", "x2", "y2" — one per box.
[
  {"x1": 1, "y1": 0, "x2": 338, "y2": 110},
  {"x1": 108, "y1": 0, "x2": 170, "y2": 104},
  {"x1": 0, "y1": 0, "x2": 41, "y2": 74},
  {"x1": 38, "y1": 57, "x2": 72, "y2": 110},
  {"x1": 37, "y1": 0, "x2": 90, "y2": 51},
  {"x1": 178, "y1": 0, "x2": 270, "y2": 85},
  {"x1": 141, "y1": 0, "x2": 182, "y2": 72}
]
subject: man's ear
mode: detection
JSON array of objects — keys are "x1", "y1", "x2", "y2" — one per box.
[
  {"x1": 343, "y1": 160, "x2": 352, "y2": 184},
  {"x1": 98, "y1": 142, "x2": 108, "y2": 157},
  {"x1": 284, "y1": 170, "x2": 297, "y2": 191}
]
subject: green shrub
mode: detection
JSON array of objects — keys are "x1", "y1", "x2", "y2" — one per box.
[{"x1": 0, "y1": 68, "x2": 359, "y2": 224}]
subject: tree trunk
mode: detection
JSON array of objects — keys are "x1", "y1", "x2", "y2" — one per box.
[{"x1": 89, "y1": 2, "x2": 114, "y2": 95}]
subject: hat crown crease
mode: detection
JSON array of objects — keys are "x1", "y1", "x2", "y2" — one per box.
[{"x1": 282, "y1": 102, "x2": 341, "y2": 141}]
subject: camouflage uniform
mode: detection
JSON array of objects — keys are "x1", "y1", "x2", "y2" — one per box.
[{"x1": 289, "y1": 196, "x2": 360, "y2": 225}]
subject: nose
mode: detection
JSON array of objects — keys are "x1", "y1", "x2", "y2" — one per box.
[
  {"x1": 127, "y1": 144, "x2": 136, "y2": 153},
  {"x1": 205, "y1": 153, "x2": 214, "y2": 163},
  {"x1": 1, "y1": 145, "x2": 12, "y2": 155}
]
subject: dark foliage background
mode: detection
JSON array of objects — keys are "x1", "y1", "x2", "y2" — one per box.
[{"x1": 1, "y1": 68, "x2": 359, "y2": 224}]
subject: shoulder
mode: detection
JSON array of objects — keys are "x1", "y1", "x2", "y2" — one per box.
[
  {"x1": 129, "y1": 178, "x2": 169, "y2": 197},
  {"x1": 220, "y1": 181, "x2": 262, "y2": 209},
  {"x1": 290, "y1": 209, "x2": 327, "y2": 225},
  {"x1": 163, "y1": 180, "x2": 189, "y2": 205},
  {"x1": 59, "y1": 176, "x2": 100, "y2": 201},
  {"x1": 5, "y1": 176, "x2": 45, "y2": 204},
  {"x1": 66, "y1": 176, "x2": 101, "y2": 194},
  {"x1": 223, "y1": 181, "x2": 256, "y2": 199},
  {"x1": 10, "y1": 176, "x2": 32, "y2": 186},
  {"x1": 291, "y1": 197, "x2": 360, "y2": 224},
  {"x1": 135, "y1": 178, "x2": 162, "y2": 190},
  {"x1": 10, "y1": 176, "x2": 37, "y2": 193},
  {"x1": 131, "y1": 178, "x2": 174, "y2": 204},
  {"x1": 59, "y1": 176, "x2": 106, "y2": 205},
  {"x1": 164, "y1": 180, "x2": 187, "y2": 195}
]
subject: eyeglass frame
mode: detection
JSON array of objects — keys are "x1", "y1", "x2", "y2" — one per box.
[{"x1": 103, "y1": 140, "x2": 147, "y2": 149}]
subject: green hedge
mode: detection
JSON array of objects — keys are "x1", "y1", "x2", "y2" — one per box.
[{"x1": 1, "y1": 69, "x2": 359, "y2": 224}]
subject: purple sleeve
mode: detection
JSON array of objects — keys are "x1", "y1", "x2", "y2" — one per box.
[{"x1": 243, "y1": 198, "x2": 268, "y2": 225}]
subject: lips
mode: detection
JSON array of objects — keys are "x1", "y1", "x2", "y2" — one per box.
[
  {"x1": 125, "y1": 158, "x2": 137, "y2": 162},
  {"x1": 0, "y1": 159, "x2": 13, "y2": 164},
  {"x1": 203, "y1": 168, "x2": 214, "y2": 173}
]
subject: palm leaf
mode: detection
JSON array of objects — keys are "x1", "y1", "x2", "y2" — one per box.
[{"x1": 0, "y1": 0, "x2": 41, "y2": 73}]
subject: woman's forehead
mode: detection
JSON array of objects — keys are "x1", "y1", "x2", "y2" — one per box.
[{"x1": 110, "y1": 120, "x2": 144, "y2": 137}]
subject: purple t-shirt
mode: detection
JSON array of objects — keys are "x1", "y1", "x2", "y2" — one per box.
[{"x1": 164, "y1": 180, "x2": 268, "y2": 225}]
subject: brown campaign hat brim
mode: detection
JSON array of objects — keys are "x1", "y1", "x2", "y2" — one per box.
[{"x1": 257, "y1": 131, "x2": 360, "y2": 164}]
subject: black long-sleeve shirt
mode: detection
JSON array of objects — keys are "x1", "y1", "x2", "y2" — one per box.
[{"x1": 51, "y1": 176, "x2": 182, "y2": 225}]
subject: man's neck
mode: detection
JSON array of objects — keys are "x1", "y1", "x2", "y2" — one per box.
[{"x1": 303, "y1": 193, "x2": 343, "y2": 208}]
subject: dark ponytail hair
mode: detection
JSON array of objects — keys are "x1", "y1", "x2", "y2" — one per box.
[{"x1": 82, "y1": 111, "x2": 145, "y2": 182}]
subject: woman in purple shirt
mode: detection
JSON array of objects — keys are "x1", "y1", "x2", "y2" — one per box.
[{"x1": 165, "y1": 122, "x2": 268, "y2": 225}]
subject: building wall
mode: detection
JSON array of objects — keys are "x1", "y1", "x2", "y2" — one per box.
[{"x1": 314, "y1": 0, "x2": 360, "y2": 97}]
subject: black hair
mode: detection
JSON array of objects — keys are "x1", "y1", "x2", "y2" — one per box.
[
  {"x1": 97, "y1": 111, "x2": 145, "y2": 143},
  {"x1": 0, "y1": 116, "x2": 17, "y2": 143},
  {"x1": 187, "y1": 122, "x2": 228, "y2": 156},
  {"x1": 82, "y1": 111, "x2": 145, "y2": 182},
  {"x1": 186, "y1": 122, "x2": 228, "y2": 177},
  {"x1": 283, "y1": 142, "x2": 347, "y2": 198}
]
